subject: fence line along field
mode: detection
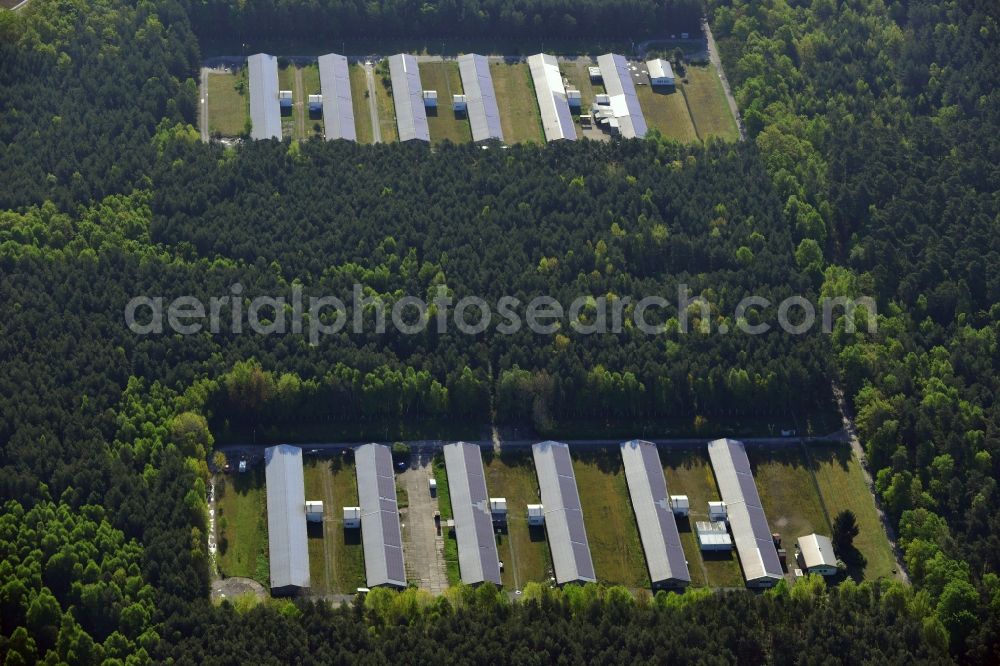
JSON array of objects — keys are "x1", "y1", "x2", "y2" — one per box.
[
  {"x1": 490, "y1": 62, "x2": 544, "y2": 144},
  {"x1": 207, "y1": 70, "x2": 249, "y2": 137},
  {"x1": 418, "y1": 61, "x2": 472, "y2": 145}
]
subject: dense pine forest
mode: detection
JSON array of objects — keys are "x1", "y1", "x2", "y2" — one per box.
[
  {"x1": 0, "y1": 0, "x2": 998, "y2": 662},
  {"x1": 180, "y1": 0, "x2": 704, "y2": 43}
]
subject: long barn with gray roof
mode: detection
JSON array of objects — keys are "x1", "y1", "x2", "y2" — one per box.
[
  {"x1": 318, "y1": 53, "x2": 356, "y2": 141},
  {"x1": 388, "y1": 54, "x2": 430, "y2": 142},
  {"x1": 264, "y1": 444, "x2": 310, "y2": 594},
  {"x1": 527, "y1": 54, "x2": 577, "y2": 142},
  {"x1": 248, "y1": 53, "x2": 282, "y2": 140},
  {"x1": 532, "y1": 441, "x2": 595, "y2": 584},
  {"x1": 443, "y1": 442, "x2": 502, "y2": 585},
  {"x1": 707, "y1": 438, "x2": 783, "y2": 587},
  {"x1": 356, "y1": 443, "x2": 407, "y2": 588},
  {"x1": 620, "y1": 440, "x2": 690, "y2": 588},
  {"x1": 457, "y1": 54, "x2": 503, "y2": 143},
  {"x1": 596, "y1": 53, "x2": 648, "y2": 139}
]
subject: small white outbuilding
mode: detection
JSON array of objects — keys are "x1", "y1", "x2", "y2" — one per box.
[
  {"x1": 708, "y1": 501, "x2": 728, "y2": 522},
  {"x1": 343, "y1": 506, "x2": 361, "y2": 529},
  {"x1": 305, "y1": 500, "x2": 324, "y2": 523},
  {"x1": 696, "y1": 521, "x2": 733, "y2": 551},
  {"x1": 527, "y1": 504, "x2": 545, "y2": 526},
  {"x1": 490, "y1": 497, "x2": 507, "y2": 521},
  {"x1": 670, "y1": 495, "x2": 690, "y2": 517}
]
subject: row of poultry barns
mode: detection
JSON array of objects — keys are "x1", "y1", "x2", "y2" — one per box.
[
  {"x1": 261, "y1": 437, "x2": 843, "y2": 595},
  {"x1": 247, "y1": 52, "x2": 676, "y2": 143}
]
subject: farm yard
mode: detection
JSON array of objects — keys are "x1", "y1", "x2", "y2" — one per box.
[
  {"x1": 201, "y1": 52, "x2": 739, "y2": 147},
  {"x1": 215, "y1": 436, "x2": 896, "y2": 599}
]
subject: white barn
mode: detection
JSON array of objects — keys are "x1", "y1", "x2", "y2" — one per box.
[
  {"x1": 708, "y1": 439, "x2": 783, "y2": 587},
  {"x1": 647, "y1": 58, "x2": 675, "y2": 87},
  {"x1": 264, "y1": 445, "x2": 310, "y2": 594},
  {"x1": 798, "y1": 533, "x2": 838, "y2": 576}
]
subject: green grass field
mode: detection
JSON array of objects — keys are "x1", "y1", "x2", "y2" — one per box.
[
  {"x1": 207, "y1": 71, "x2": 249, "y2": 137},
  {"x1": 373, "y1": 61, "x2": 399, "y2": 143},
  {"x1": 806, "y1": 443, "x2": 899, "y2": 581},
  {"x1": 300, "y1": 64, "x2": 324, "y2": 139},
  {"x1": 418, "y1": 61, "x2": 471, "y2": 145},
  {"x1": 482, "y1": 450, "x2": 551, "y2": 589},
  {"x1": 750, "y1": 447, "x2": 832, "y2": 554},
  {"x1": 635, "y1": 83, "x2": 698, "y2": 143},
  {"x1": 571, "y1": 447, "x2": 649, "y2": 588},
  {"x1": 302, "y1": 459, "x2": 329, "y2": 593},
  {"x1": 432, "y1": 456, "x2": 461, "y2": 585},
  {"x1": 316, "y1": 454, "x2": 367, "y2": 593},
  {"x1": 491, "y1": 62, "x2": 544, "y2": 144},
  {"x1": 680, "y1": 65, "x2": 739, "y2": 141},
  {"x1": 216, "y1": 467, "x2": 269, "y2": 586},
  {"x1": 660, "y1": 447, "x2": 744, "y2": 588},
  {"x1": 277, "y1": 65, "x2": 297, "y2": 139},
  {"x1": 349, "y1": 64, "x2": 375, "y2": 144}
]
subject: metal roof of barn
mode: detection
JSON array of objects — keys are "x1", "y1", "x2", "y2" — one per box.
[
  {"x1": 264, "y1": 445, "x2": 310, "y2": 590},
  {"x1": 318, "y1": 53, "x2": 356, "y2": 141},
  {"x1": 443, "y1": 442, "x2": 502, "y2": 585},
  {"x1": 458, "y1": 54, "x2": 504, "y2": 142},
  {"x1": 356, "y1": 443, "x2": 407, "y2": 587},
  {"x1": 620, "y1": 440, "x2": 691, "y2": 587},
  {"x1": 707, "y1": 438, "x2": 783, "y2": 586},
  {"x1": 532, "y1": 441, "x2": 595, "y2": 584},
  {"x1": 248, "y1": 53, "x2": 283, "y2": 140}
]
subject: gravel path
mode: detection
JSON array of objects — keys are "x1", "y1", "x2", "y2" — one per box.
[{"x1": 399, "y1": 449, "x2": 448, "y2": 592}]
